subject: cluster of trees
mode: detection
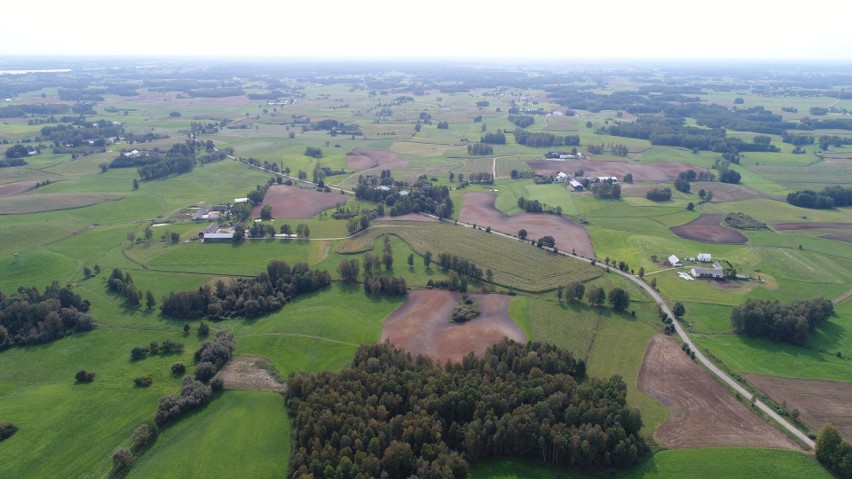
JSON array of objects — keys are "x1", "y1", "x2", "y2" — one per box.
[
  {"x1": 436, "y1": 253, "x2": 484, "y2": 282},
  {"x1": 514, "y1": 128, "x2": 580, "y2": 148},
  {"x1": 587, "y1": 143, "x2": 628, "y2": 156},
  {"x1": 450, "y1": 294, "x2": 480, "y2": 322},
  {"x1": 818, "y1": 134, "x2": 852, "y2": 150},
  {"x1": 588, "y1": 286, "x2": 631, "y2": 311},
  {"x1": 354, "y1": 181, "x2": 453, "y2": 218},
  {"x1": 723, "y1": 212, "x2": 768, "y2": 230},
  {"x1": 130, "y1": 339, "x2": 185, "y2": 361},
  {"x1": 304, "y1": 146, "x2": 323, "y2": 158},
  {"x1": 0, "y1": 103, "x2": 70, "y2": 118},
  {"x1": 40, "y1": 119, "x2": 124, "y2": 148},
  {"x1": 0, "y1": 157, "x2": 28, "y2": 167},
  {"x1": 160, "y1": 260, "x2": 331, "y2": 320},
  {"x1": 646, "y1": 187, "x2": 672, "y2": 202},
  {"x1": 517, "y1": 197, "x2": 563, "y2": 215},
  {"x1": 466, "y1": 172, "x2": 494, "y2": 184},
  {"x1": 466, "y1": 143, "x2": 493, "y2": 155},
  {"x1": 136, "y1": 142, "x2": 200, "y2": 180},
  {"x1": 480, "y1": 130, "x2": 506, "y2": 144},
  {"x1": 0, "y1": 282, "x2": 94, "y2": 348},
  {"x1": 508, "y1": 115, "x2": 535, "y2": 128},
  {"x1": 787, "y1": 186, "x2": 852, "y2": 209},
  {"x1": 591, "y1": 181, "x2": 621, "y2": 199},
  {"x1": 816, "y1": 424, "x2": 852, "y2": 479},
  {"x1": 713, "y1": 159, "x2": 742, "y2": 184},
  {"x1": 286, "y1": 340, "x2": 645, "y2": 478},
  {"x1": 107, "y1": 268, "x2": 154, "y2": 309},
  {"x1": 4, "y1": 144, "x2": 37, "y2": 159},
  {"x1": 730, "y1": 297, "x2": 834, "y2": 346}
]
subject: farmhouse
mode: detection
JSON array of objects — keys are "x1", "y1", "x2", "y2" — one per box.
[
  {"x1": 668, "y1": 255, "x2": 682, "y2": 267},
  {"x1": 691, "y1": 262, "x2": 725, "y2": 279},
  {"x1": 698, "y1": 253, "x2": 712, "y2": 262}
]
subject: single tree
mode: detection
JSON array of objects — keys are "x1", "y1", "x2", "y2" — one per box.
[
  {"x1": 608, "y1": 288, "x2": 631, "y2": 312},
  {"x1": 198, "y1": 321, "x2": 210, "y2": 337},
  {"x1": 260, "y1": 205, "x2": 273, "y2": 220},
  {"x1": 145, "y1": 290, "x2": 155, "y2": 310},
  {"x1": 407, "y1": 253, "x2": 414, "y2": 269},
  {"x1": 517, "y1": 229, "x2": 528, "y2": 240},
  {"x1": 423, "y1": 251, "x2": 432, "y2": 269},
  {"x1": 672, "y1": 302, "x2": 686, "y2": 318},
  {"x1": 586, "y1": 286, "x2": 606, "y2": 307}
]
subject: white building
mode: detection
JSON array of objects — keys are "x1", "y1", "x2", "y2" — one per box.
[
  {"x1": 698, "y1": 253, "x2": 712, "y2": 262},
  {"x1": 668, "y1": 255, "x2": 682, "y2": 267}
]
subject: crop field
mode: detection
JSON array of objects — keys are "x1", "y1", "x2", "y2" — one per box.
[{"x1": 336, "y1": 222, "x2": 601, "y2": 292}]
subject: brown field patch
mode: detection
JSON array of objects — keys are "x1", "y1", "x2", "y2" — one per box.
[
  {"x1": 744, "y1": 374, "x2": 852, "y2": 441},
  {"x1": 251, "y1": 184, "x2": 344, "y2": 219},
  {"x1": 774, "y1": 222, "x2": 852, "y2": 231},
  {"x1": 346, "y1": 148, "x2": 408, "y2": 170},
  {"x1": 638, "y1": 336, "x2": 800, "y2": 449},
  {"x1": 690, "y1": 181, "x2": 780, "y2": 202},
  {"x1": 0, "y1": 180, "x2": 38, "y2": 197},
  {"x1": 374, "y1": 213, "x2": 439, "y2": 223},
  {"x1": 218, "y1": 355, "x2": 286, "y2": 393},
  {"x1": 381, "y1": 289, "x2": 526, "y2": 365},
  {"x1": 527, "y1": 159, "x2": 708, "y2": 183},
  {"x1": 824, "y1": 234, "x2": 852, "y2": 243},
  {"x1": 671, "y1": 213, "x2": 748, "y2": 244},
  {"x1": 459, "y1": 191, "x2": 595, "y2": 258}
]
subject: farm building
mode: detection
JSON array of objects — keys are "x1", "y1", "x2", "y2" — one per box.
[
  {"x1": 691, "y1": 262, "x2": 724, "y2": 279},
  {"x1": 596, "y1": 176, "x2": 619, "y2": 183},
  {"x1": 668, "y1": 255, "x2": 682, "y2": 267},
  {"x1": 234, "y1": 197, "x2": 249, "y2": 204},
  {"x1": 203, "y1": 232, "x2": 234, "y2": 243},
  {"x1": 569, "y1": 179, "x2": 584, "y2": 191},
  {"x1": 192, "y1": 208, "x2": 208, "y2": 220},
  {"x1": 698, "y1": 253, "x2": 712, "y2": 262},
  {"x1": 198, "y1": 224, "x2": 220, "y2": 238}
]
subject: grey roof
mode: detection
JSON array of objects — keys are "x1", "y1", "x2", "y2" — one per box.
[
  {"x1": 203, "y1": 224, "x2": 219, "y2": 234},
  {"x1": 203, "y1": 233, "x2": 233, "y2": 240}
]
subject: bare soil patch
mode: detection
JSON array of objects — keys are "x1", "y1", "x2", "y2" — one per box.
[
  {"x1": 346, "y1": 148, "x2": 408, "y2": 170},
  {"x1": 381, "y1": 289, "x2": 526, "y2": 365},
  {"x1": 527, "y1": 159, "x2": 708, "y2": 183},
  {"x1": 374, "y1": 213, "x2": 439, "y2": 223},
  {"x1": 218, "y1": 355, "x2": 286, "y2": 393},
  {"x1": 251, "y1": 184, "x2": 344, "y2": 219},
  {"x1": 638, "y1": 336, "x2": 800, "y2": 449},
  {"x1": 744, "y1": 374, "x2": 852, "y2": 441},
  {"x1": 0, "y1": 180, "x2": 38, "y2": 197},
  {"x1": 824, "y1": 234, "x2": 852, "y2": 244},
  {"x1": 690, "y1": 181, "x2": 781, "y2": 202},
  {"x1": 459, "y1": 191, "x2": 595, "y2": 258},
  {"x1": 671, "y1": 213, "x2": 748, "y2": 244},
  {"x1": 774, "y1": 222, "x2": 852, "y2": 231}
]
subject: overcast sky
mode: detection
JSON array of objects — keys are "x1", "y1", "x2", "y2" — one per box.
[{"x1": 4, "y1": 0, "x2": 850, "y2": 60}]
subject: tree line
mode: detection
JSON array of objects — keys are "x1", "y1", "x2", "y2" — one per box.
[
  {"x1": 731, "y1": 296, "x2": 833, "y2": 346},
  {"x1": 517, "y1": 196, "x2": 563, "y2": 215},
  {"x1": 160, "y1": 260, "x2": 331, "y2": 320},
  {"x1": 787, "y1": 186, "x2": 852, "y2": 209},
  {"x1": 286, "y1": 340, "x2": 646, "y2": 478},
  {"x1": 0, "y1": 282, "x2": 94, "y2": 348},
  {"x1": 514, "y1": 128, "x2": 580, "y2": 148},
  {"x1": 816, "y1": 424, "x2": 852, "y2": 479}
]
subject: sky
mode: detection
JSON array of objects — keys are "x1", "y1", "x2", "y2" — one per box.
[{"x1": 4, "y1": 0, "x2": 851, "y2": 60}]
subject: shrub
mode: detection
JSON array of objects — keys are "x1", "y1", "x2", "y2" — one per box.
[
  {"x1": 131, "y1": 423, "x2": 157, "y2": 451},
  {"x1": 75, "y1": 369, "x2": 95, "y2": 382},
  {"x1": 130, "y1": 346, "x2": 149, "y2": 361},
  {"x1": 171, "y1": 362, "x2": 186, "y2": 376},
  {"x1": 0, "y1": 421, "x2": 18, "y2": 442},
  {"x1": 134, "y1": 374, "x2": 154, "y2": 387},
  {"x1": 112, "y1": 448, "x2": 134, "y2": 472}
]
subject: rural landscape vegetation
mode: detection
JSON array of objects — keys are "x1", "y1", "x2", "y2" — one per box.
[{"x1": 0, "y1": 58, "x2": 850, "y2": 478}]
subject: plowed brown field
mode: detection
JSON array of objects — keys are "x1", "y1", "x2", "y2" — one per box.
[
  {"x1": 671, "y1": 213, "x2": 748, "y2": 244},
  {"x1": 459, "y1": 192, "x2": 595, "y2": 258},
  {"x1": 638, "y1": 336, "x2": 799, "y2": 449},
  {"x1": 251, "y1": 184, "x2": 344, "y2": 218},
  {"x1": 744, "y1": 374, "x2": 852, "y2": 441},
  {"x1": 381, "y1": 289, "x2": 526, "y2": 365}
]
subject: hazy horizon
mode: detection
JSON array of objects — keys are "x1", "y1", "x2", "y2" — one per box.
[{"x1": 5, "y1": 0, "x2": 851, "y2": 61}]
